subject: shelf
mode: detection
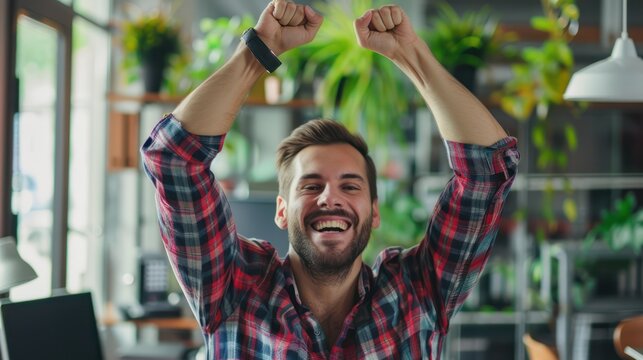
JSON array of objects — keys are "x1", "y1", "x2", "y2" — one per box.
[
  {"x1": 416, "y1": 173, "x2": 643, "y2": 192},
  {"x1": 108, "y1": 93, "x2": 184, "y2": 105},
  {"x1": 498, "y1": 23, "x2": 643, "y2": 44},
  {"x1": 452, "y1": 311, "x2": 551, "y2": 325},
  {"x1": 513, "y1": 173, "x2": 643, "y2": 191},
  {"x1": 107, "y1": 93, "x2": 316, "y2": 109},
  {"x1": 482, "y1": 96, "x2": 643, "y2": 111}
]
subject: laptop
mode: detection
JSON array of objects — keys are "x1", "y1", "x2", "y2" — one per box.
[{"x1": 0, "y1": 291, "x2": 104, "y2": 360}]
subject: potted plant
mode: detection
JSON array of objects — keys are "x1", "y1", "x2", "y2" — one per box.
[
  {"x1": 423, "y1": 2, "x2": 505, "y2": 93},
  {"x1": 122, "y1": 14, "x2": 181, "y2": 93},
  {"x1": 585, "y1": 193, "x2": 643, "y2": 253},
  {"x1": 294, "y1": 0, "x2": 411, "y2": 152}
]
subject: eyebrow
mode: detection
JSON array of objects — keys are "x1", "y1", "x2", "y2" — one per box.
[{"x1": 298, "y1": 173, "x2": 366, "y2": 182}]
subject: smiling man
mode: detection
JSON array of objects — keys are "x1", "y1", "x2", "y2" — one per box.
[{"x1": 141, "y1": 0, "x2": 519, "y2": 359}]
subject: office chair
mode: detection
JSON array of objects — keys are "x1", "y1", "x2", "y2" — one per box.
[
  {"x1": 613, "y1": 315, "x2": 643, "y2": 359},
  {"x1": 523, "y1": 333, "x2": 559, "y2": 360}
]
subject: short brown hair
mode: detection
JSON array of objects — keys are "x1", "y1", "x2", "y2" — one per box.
[{"x1": 276, "y1": 119, "x2": 377, "y2": 201}]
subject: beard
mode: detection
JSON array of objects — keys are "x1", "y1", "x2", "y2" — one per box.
[{"x1": 288, "y1": 208, "x2": 373, "y2": 285}]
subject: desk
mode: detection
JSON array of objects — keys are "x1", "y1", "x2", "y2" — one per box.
[
  {"x1": 111, "y1": 316, "x2": 201, "y2": 349},
  {"x1": 103, "y1": 305, "x2": 201, "y2": 347},
  {"x1": 103, "y1": 304, "x2": 199, "y2": 330},
  {"x1": 127, "y1": 317, "x2": 199, "y2": 331},
  {"x1": 625, "y1": 347, "x2": 643, "y2": 360}
]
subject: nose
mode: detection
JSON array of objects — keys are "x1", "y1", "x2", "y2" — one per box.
[{"x1": 317, "y1": 185, "x2": 343, "y2": 208}]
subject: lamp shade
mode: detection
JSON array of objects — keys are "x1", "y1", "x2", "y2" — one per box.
[
  {"x1": 0, "y1": 236, "x2": 37, "y2": 292},
  {"x1": 563, "y1": 35, "x2": 643, "y2": 102}
]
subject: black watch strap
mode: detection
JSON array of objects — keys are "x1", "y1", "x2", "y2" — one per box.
[{"x1": 241, "y1": 28, "x2": 282, "y2": 73}]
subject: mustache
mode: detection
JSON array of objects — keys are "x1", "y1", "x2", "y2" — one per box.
[{"x1": 304, "y1": 209, "x2": 358, "y2": 227}]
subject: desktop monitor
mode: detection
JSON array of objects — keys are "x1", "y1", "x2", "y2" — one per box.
[
  {"x1": 0, "y1": 291, "x2": 103, "y2": 360},
  {"x1": 229, "y1": 198, "x2": 289, "y2": 257}
]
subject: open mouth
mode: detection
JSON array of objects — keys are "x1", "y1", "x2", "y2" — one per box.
[
  {"x1": 312, "y1": 219, "x2": 350, "y2": 232},
  {"x1": 305, "y1": 209, "x2": 356, "y2": 234}
]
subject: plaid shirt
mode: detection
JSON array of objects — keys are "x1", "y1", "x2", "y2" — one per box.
[{"x1": 142, "y1": 114, "x2": 519, "y2": 360}]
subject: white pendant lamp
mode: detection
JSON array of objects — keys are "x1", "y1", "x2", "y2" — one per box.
[
  {"x1": 563, "y1": 0, "x2": 643, "y2": 102},
  {"x1": 0, "y1": 236, "x2": 37, "y2": 292}
]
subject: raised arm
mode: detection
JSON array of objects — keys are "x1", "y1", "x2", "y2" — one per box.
[
  {"x1": 173, "y1": 0, "x2": 323, "y2": 136},
  {"x1": 353, "y1": 5, "x2": 519, "y2": 327},
  {"x1": 353, "y1": 6, "x2": 506, "y2": 146},
  {"x1": 142, "y1": 0, "x2": 323, "y2": 332}
]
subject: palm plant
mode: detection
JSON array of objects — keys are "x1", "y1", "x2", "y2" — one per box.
[{"x1": 292, "y1": 0, "x2": 412, "y2": 152}]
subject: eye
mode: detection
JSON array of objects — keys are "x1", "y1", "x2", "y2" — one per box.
[
  {"x1": 342, "y1": 183, "x2": 361, "y2": 191},
  {"x1": 302, "y1": 184, "x2": 322, "y2": 192}
]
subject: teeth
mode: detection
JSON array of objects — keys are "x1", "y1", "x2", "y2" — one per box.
[{"x1": 313, "y1": 220, "x2": 348, "y2": 231}]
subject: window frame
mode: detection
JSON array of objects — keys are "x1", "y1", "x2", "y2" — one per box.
[{"x1": 1, "y1": 0, "x2": 111, "y2": 291}]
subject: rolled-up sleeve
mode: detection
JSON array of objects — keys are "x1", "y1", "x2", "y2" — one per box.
[
  {"x1": 141, "y1": 114, "x2": 238, "y2": 331},
  {"x1": 407, "y1": 136, "x2": 519, "y2": 332}
]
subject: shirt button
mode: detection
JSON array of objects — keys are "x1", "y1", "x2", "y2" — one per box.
[{"x1": 314, "y1": 329, "x2": 321, "y2": 336}]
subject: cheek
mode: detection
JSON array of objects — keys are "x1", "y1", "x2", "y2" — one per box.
[{"x1": 288, "y1": 203, "x2": 304, "y2": 223}]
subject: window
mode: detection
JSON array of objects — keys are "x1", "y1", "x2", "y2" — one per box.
[
  {"x1": 11, "y1": 15, "x2": 59, "y2": 300},
  {"x1": 6, "y1": 0, "x2": 111, "y2": 304},
  {"x1": 66, "y1": 17, "x2": 110, "y2": 300}
]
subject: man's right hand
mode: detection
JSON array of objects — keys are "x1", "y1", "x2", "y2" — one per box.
[
  {"x1": 255, "y1": 0, "x2": 323, "y2": 56},
  {"x1": 172, "y1": 0, "x2": 322, "y2": 136}
]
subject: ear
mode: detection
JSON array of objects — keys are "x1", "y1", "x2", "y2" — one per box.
[
  {"x1": 275, "y1": 195, "x2": 288, "y2": 230},
  {"x1": 371, "y1": 199, "x2": 381, "y2": 229}
]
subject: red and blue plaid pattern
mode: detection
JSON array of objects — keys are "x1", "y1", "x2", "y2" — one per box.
[{"x1": 142, "y1": 114, "x2": 519, "y2": 359}]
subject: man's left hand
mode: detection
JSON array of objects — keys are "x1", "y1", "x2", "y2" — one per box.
[{"x1": 353, "y1": 5, "x2": 419, "y2": 60}]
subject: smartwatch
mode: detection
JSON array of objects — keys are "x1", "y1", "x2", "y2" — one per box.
[{"x1": 241, "y1": 28, "x2": 282, "y2": 73}]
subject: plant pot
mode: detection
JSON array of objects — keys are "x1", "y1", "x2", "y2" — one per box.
[{"x1": 141, "y1": 55, "x2": 169, "y2": 94}]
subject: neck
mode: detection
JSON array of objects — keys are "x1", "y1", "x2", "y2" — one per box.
[{"x1": 289, "y1": 253, "x2": 362, "y2": 318}]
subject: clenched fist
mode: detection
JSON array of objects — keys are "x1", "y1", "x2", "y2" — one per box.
[
  {"x1": 353, "y1": 5, "x2": 419, "y2": 60},
  {"x1": 255, "y1": 0, "x2": 323, "y2": 55}
]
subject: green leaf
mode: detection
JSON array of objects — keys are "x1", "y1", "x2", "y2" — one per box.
[
  {"x1": 565, "y1": 124, "x2": 578, "y2": 150},
  {"x1": 556, "y1": 151, "x2": 568, "y2": 168},
  {"x1": 562, "y1": 4, "x2": 580, "y2": 21},
  {"x1": 522, "y1": 47, "x2": 543, "y2": 63},
  {"x1": 538, "y1": 149, "x2": 554, "y2": 169},
  {"x1": 531, "y1": 16, "x2": 556, "y2": 33},
  {"x1": 555, "y1": 42, "x2": 574, "y2": 67},
  {"x1": 532, "y1": 125, "x2": 546, "y2": 148},
  {"x1": 563, "y1": 198, "x2": 577, "y2": 221}
]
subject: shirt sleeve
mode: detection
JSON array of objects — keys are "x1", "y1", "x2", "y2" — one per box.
[
  {"x1": 140, "y1": 114, "x2": 263, "y2": 332},
  {"x1": 404, "y1": 136, "x2": 519, "y2": 332}
]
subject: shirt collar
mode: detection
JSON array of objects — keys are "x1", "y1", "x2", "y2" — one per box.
[{"x1": 282, "y1": 256, "x2": 374, "y2": 316}]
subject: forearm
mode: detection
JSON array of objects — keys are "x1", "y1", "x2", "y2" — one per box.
[
  {"x1": 392, "y1": 40, "x2": 507, "y2": 146},
  {"x1": 172, "y1": 44, "x2": 265, "y2": 136},
  {"x1": 173, "y1": 1, "x2": 322, "y2": 136}
]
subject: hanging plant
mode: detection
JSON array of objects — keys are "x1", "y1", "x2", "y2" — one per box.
[{"x1": 497, "y1": 0, "x2": 582, "y2": 241}]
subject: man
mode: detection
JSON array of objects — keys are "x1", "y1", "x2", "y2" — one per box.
[{"x1": 141, "y1": 0, "x2": 519, "y2": 358}]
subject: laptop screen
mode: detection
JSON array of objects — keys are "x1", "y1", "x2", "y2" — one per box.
[{"x1": 0, "y1": 292, "x2": 103, "y2": 360}]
